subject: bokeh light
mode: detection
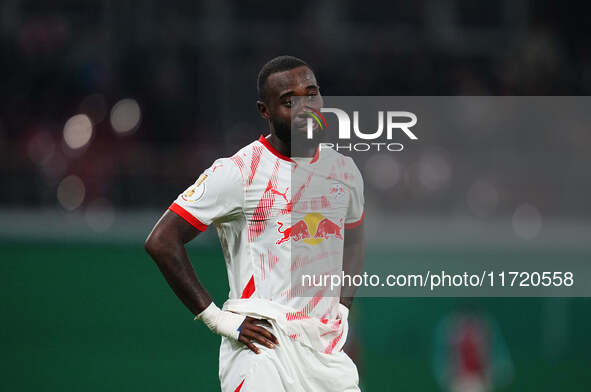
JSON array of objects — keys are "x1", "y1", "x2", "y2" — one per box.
[
  {"x1": 27, "y1": 131, "x2": 55, "y2": 166},
  {"x1": 40, "y1": 152, "x2": 67, "y2": 181},
  {"x1": 417, "y1": 149, "x2": 452, "y2": 191},
  {"x1": 466, "y1": 180, "x2": 499, "y2": 218},
  {"x1": 63, "y1": 114, "x2": 93, "y2": 149},
  {"x1": 110, "y1": 98, "x2": 141, "y2": 134},
  {"x1": 56, "y1": 175, "x2": 85, "y2": 211},
  {"x1": 365, "y1": 154, "x2": 401, "y2": 190},
  {"x1": 512, "y1": 203, "x2": 543, "y2": 240}
]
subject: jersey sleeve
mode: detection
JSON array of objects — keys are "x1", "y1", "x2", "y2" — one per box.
[
  {"x1": 345, "y1": 157, "x2": 365, "y2": 229},
  {"x1": 168, "y1": 158, "x2": 243, "y2": 231}
]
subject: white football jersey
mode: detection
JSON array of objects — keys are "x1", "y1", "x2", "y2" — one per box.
[{"x1": 170, "y1": 134, "x2": 364, "y2": 353}]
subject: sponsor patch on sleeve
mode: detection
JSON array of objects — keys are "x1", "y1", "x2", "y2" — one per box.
[{"x1": 181, "y1": 174, "x2": 207, "y2": 202}]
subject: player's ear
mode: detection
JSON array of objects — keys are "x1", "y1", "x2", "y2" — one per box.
[{"x1": 257, "y1": 100, "x2": 271, "y2": 120}]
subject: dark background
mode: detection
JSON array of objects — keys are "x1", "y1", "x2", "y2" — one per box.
[
  {"x1": 1, "y1": 1, "x2": 590, "y2": 391},
  {"x1": 2, "y1": 0, "x2": 591, "y2": 211}
]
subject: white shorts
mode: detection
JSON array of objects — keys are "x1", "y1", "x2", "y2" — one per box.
[{"x1": 218, "y1": 319, "x2": 360, "y2": 392}]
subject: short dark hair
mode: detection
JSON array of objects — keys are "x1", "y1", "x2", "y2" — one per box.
[{"x1": 257, "y1": 55, "x2": 310, "y2": 101}]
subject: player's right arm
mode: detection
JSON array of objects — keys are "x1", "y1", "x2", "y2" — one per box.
[
  {"x1": 144, "y1": 159, "x2": 277, "y2": 353},
  {"x1": 145, "y1": 209, "x2": 211, "y2": 316}
]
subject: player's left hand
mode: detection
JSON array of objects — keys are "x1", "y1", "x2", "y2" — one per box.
[{"x1": 237, "y1": 317, "x2": 279, "y2": 354}]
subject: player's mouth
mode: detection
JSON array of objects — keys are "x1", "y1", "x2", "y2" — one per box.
[{"x1": 292, "y1": 113, "x2": 321, "y2": 133}]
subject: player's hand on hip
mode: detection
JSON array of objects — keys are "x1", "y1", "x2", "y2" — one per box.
[{"x1": 238, "y1": 317, "x2": 279, "y2": 354}]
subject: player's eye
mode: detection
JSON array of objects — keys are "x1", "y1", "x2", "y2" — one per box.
[{"x1": 283, "y1": 101, "x2": 292, "y2": 107}]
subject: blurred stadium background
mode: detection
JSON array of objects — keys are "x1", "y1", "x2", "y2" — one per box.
[{"x1": 1, "y1": 1, "x2": 590, "y2": 391}]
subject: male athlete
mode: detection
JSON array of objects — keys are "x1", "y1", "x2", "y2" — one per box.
[{"x1": 145, "y1": 56, "x2": 365, "y2": 391}]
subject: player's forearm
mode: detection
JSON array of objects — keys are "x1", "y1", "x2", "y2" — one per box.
[{"x1": 145, "y1": 235, "x2": 212, "y2": 316}]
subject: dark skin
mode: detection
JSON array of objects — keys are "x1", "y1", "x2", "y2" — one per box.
[
  {"x1": 256, "y1": 65, "x2": 323, "y2": 156},
  {"x1": 340, "y1": 221, "x2": 365, "y2": 308},
  {"x1": 144, "y1": 211, "x2": 277, "y2": 354},
  {"x1": 145, "y1": 65, "x2": 364, "y2": 355}
]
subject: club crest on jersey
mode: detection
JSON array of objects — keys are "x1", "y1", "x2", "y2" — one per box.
[
  {"x1": 276, "y1": 213, "x2": 343, "y2": 245},
  {"x1": 329, "y1": 182, "x2": 345, "y2": 200},
  {"x1": 182, "y1": 174, "x2": 207, "y2": 202}
]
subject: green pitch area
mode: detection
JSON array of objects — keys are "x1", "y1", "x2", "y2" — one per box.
[{"x1": 1, "y1": 242, "x2": 590, "y2": 391}]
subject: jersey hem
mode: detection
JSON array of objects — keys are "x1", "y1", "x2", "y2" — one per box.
[
  {"x1": 344, "y1": 210, "x2": 364, "y2": 229},
  {"x1": 168, "y1": 202, "x2": 209, "y2": 231}
]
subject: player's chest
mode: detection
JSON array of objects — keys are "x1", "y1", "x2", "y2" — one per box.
[{"x1": 243, "y1": 166, "x2": 350, "y2": 221}]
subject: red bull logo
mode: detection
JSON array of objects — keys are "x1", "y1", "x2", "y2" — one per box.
[{"x1": 276, "y1": 212, "x2": 343, "y2": 245}]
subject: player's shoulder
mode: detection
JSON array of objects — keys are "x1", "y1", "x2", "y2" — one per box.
[
  {"x1": 229, "y1": 137, "x2": 261, "y2": 161},
  {"x1": 321, "y1": 147, "x2": 361, "y2": 172},
  {"x1": 321, "y1": 146, "x2": 350, "y2": 162},
  {"x1": 320, "y1": 147, "x2": 363, "y2": 187},
  {"x1": 207, "y1": 137, "x2": 264, "y2": 181}
]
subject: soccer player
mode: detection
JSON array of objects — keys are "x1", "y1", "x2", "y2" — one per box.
[{"x1": 145, "y1": 55, "x2": 365, "y2": 391}]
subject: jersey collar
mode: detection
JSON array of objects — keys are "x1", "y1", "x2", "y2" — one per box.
[
  {"x1": 257, "y1": 134, "x2": 319, "y2": 164},
  {"x1": 258, "y1": 135, "x2": 293, "y2": 162}
]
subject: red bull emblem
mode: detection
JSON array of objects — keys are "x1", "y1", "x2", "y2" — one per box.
[{"x1": 276, "y1": 213, "x2": 343, "y2": 245}]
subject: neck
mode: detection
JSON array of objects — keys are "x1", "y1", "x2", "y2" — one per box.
[
  {"x1": 266, "y1": 131, "x2": 318, "y2": 159},
  {"x1": 267, "y1": 133, "x2": 291, "y2": 157}
]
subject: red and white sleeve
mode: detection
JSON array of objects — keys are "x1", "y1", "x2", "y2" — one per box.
[
  {"x1": 344, "y1": 157, "x2": 365, "y2": 229},
  {"x1": 169, "y1": 158, "x2": 243, "y2": 231}
]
